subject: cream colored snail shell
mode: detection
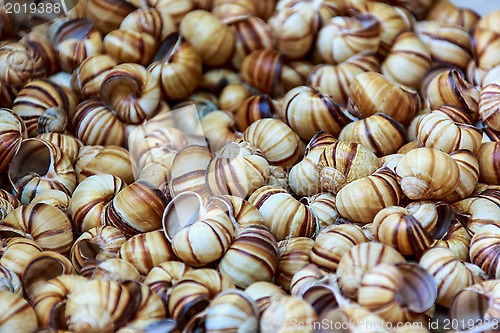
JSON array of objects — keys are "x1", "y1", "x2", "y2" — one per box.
[
  {"x1": 75, "y1": 145, "x2": 134, "y2": 184},
  {"x1": 0, "y1": 238, "x2": 43, "y2": 276},
  {"x1": 0, "y1": 291, "x2": 38, "y2": 333},
  {"x1": 0, "y1": 108, "x2": 26, "y2": 177},
  {"x1": 275, "y1": 237, "x2": 314, "y2": 292}
]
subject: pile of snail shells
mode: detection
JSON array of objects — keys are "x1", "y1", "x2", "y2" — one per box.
[{"x1": 0, "y1": 0, "x2": 500, "y2": 332}]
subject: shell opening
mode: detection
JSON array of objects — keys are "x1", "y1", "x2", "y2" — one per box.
[
  {"x1": 101, "y1": 75, "x2": 141, "y2": 110},
  {"x1": 153, "y1": 32, "x2": 182, "y2": 63},
  {"x1": 78, "y1": 239, "x2": 103, "y2": 261},
  {"x1": 162, "y1": 192, "x2": 203, "y2": 241},
  {"x1": 9, "y1": 139, "x2": 51, "y2": 184},
  {"x1": 23, "y1": 255, "x2": 70, "y2": 295}
]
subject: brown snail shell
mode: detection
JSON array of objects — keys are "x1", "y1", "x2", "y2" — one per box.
[
  {"x1": 275, "y1": 237, "x2": 314, "y2": 292},
  {"x1": 307, "y1": 53, "x2": 380, "y2": 106},
  {"x1": 432, "y1": 221, "x2": 472, "y2": 263},
  {"x1": 454, "y1": 194, "x2": 500, "y2": 236},
  {"x1": 37, "y1": 133, "x2": 82, "y2": 166},
  {"x1": 477, "y1": 142, "x2": 500, "y2": 185},
  {"x1": 213, "y1": 0, "x2": 276, "y2": 21},
  {"x1": 121, "y1": 280, "x2": 167, "y2": 329},
  {"x1": 0, "y1": 290, "x2": 38, "y2": 333},
  {"x1": 245, "y1": 281, "x2": 286, "y2": 314},
  {"x1": 0, "y1": 108, "x2": 26, "y2": 177},
  {"x1": 425, "y1": 1, "x2": 479, "y2": 31},
  {"x1": 200, "y1": 111, "x2": 241, "y2": 153},
  {"x1": 445, "y1": 149, "x2": 480, "y2": 202},
  {"x1": 240, "y1": 49, "x2": 283, "y2": 95},
  {"x1": 120, "y1": 7, "x2": 176, "y2": 42},
  {"x1": 169, "y1": 145, "x2": 211, "y2": 197},
  {"x1": 396, "y1": 147, "x2": 460, "y2": 200},
  {"x1": 118, "y1": 230, "x2": 177, "y2": 275},
  {"x1": 148, "y1": 33, "x2": 202, "y2": 101},
  {"x1": 91, "y1": 258, "x2": 141, "y2": 283},
  {"x1": 70, "y1": 225, "x2": 126, "y2": 273},
  {"x1": 472, "y1": 27, "x2": 500, "y2": 71},
  {"x1": 219, "y1": 83, "x2": 251, "y2": 114},
  {"x1": 29, "y1": 190, "x2": 71, "y2": 213},
  {"x1": 234, "y1": 94, "x2": 280, "y2": 132},
  {"x1": 210, "y1": 195, "x2": 266, "y2": 229},
  {"x1": 260, "y1": 295, "x2": 317, "y2": 333},
  {"x1": 470, "y1": 222, "x2": 500, "y2": 279},
  {"x1": 348, "y1": 71, "x2": 421, "y2": 126},
  {"x1": 47, "y1": 72, "x2": 80, "y2": 119},
  {"x1": 72, "y1": 54, "x2": 117, "y2": 99},
  {"x1": 85, "y1": 0, "x2": 136, "y2": 34},
  {"x1": 148, "y1": 0, "x2": 195, "y2": 25},
  {"x1": 163, "y1": 192, "x2": 235, "y2": 267},
  {"x1": 0, "y1": 238, "x2": 43, "y2": 276},
  {"x1": 479, "y1": 83, "x2": 500, "y2": 132},
  {"x1": 303, "y1": 192, "x2": 338, "y2": 228},
  {"x1": 75, "y1": 145, "x2": 134, "y2": 184}
]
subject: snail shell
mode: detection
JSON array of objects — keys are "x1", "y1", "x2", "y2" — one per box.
[
  {"x1": 303, "y1": 192, "x2": 338, "y2": 228},
  {"x1": 37, "y1": 133, "x2": 82, "y2": 166},
  {"x1": 240, "y1": 49, "x2": 283, "y2": 95},
  {"x1": 307, "y1": 53, "x2": 380, "y2": 106},
  {"x1": 219, "y1": 225, "x2": 279, "y2": 288},
  {"x1": 425, "y1": 1, "x2": 479, "y2": 31},
  {"x1": 454, "y1": 194, "x2": 500, "y2": 236},
  {"x1": 396, "y1": 147, "x2": 460, "y2": 200},
  {"x1": 72, "y1": 54, "x2": 117, "y2": 99},
  {"x1": 336, "y1": 167, "x2": 401, "y2": 224},
  {"x1": 470, "y1": 222, "x2": 500, "y2": 279},
  {"x1": 200, "y1": 111, "x2": 241, "y2": 153},
  {"x1": 445, "y1": 150, "x2": 480, "y2": 202},
  {"x1": 91, "y1": 258, "x2": 141, "y2": 283},
  {"x1": 234, "y1": 94, "x2": 280, "y2": 132},
  {"x1": 477, "y1": 10, "x2": 500, "y2": 34},
  {"x1": 163, "y1": 192, "x2": 235, "y2": 267},
  {"x1": 433, "y1": 221, "x2": 472, "y2": 262},
  {"x1": 275, "y1": 237, "x2": 314, "y2": 292},
  {"x1": 0, "y1": 265, "x2": 22, "y2": 297},
  {"x1": 70, "y1": 225, "x2": 126, "y2": 273},
  {"x1": 120, "y1": 8, "x2": 176, "y2": 42},
  {"x1": 75, "y1": 145, "x2": 134, "y2": 184},
  {"x1": 479, "y1": 83, "x2": 500, "y2": 132},
  {"x1": 0, "y1": 109, "x2": 26, "y2": 177},
  {"x1": 121, "y1": 281, "x2": 167, "y2": 329},
  {"x1": 317, "y1": 306, "x2": 388, "y2": 333},
  {"x1": 219, "y1": 83, "x2": 251, "y2": 114},
  {"x1": 169, "y1": 145, "x2": 211, "y2": 197},
  {"x1": 472, "y1": 28, "x2": 500, "y2": 71},
  {"x1": 103, "y1": 29, "x2": 157, "y2": 66},
  {"x1": 339, "y1": 113, "x2": 406, "y2": 157},
  {"x1": 118, "y1": 230, "x2": 177, "y2": 275},
  {"x1": 210, "y1": 195, "x2": 266, "y2": 229},
  {"x1": 148, "y1": 0, "x2": 194, "y2": 25},
  {"x1": 0, "y1": 238, "x2": 43, "y2": 276},
  {"x1": 179, "y1": 10, "x2": 235, "y2": 67},
  {"x1": 85, "y1": 0, "x2": 136, "y2": 34},
  {"x1": 288, "y1": 156, "x2": 322, "y2": 197},
  {"x1": 245, "y1": 281, "x2": 286, "y2": 314},
  {"x1": 0, "y1": 203, "x2": 73, "y2": 254},
  {"x1": 477, "y1": 142, "x2": 500, "y2": 185},
  {"x1": 279, "y1": 60, "x2": 315, "y2": 94},
  {"x1": 0, "y1": 291, "x2": 38, "y2": 333},
  {"x1": 260, "y1": 295, "x2": 317, "y2": 333},
  {"x1": 348, "y1": 71, "x2": 421, "y2": 125},
  {"x1": 281, "y1": 86, "x2": 351, "y2": 140},
  {"x1": 337, "y1": 242, "x2": 405, "y2": 299},
  {"x1": 148, "y1": 33, "x2": 202, "y2": 101}
]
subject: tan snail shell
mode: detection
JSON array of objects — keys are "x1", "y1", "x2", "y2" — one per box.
[
  {"x1": 163, "y1": 192, "x2": 235, "y2": 267},
  {"x1": 275, "y1": 237, "x2": 314, "y2": 292},
  {"x1": 148, "y1": 33, "x2": 202, "y2": 101},
  {"x1": 219, "y1": 83, "x2": 251, "y2": 114},
  {"x1": 206, "y1": 140, "x2": 270, "y2": 198},
  {"x1": 472, "y1": 27, "x2": 500, "y2": 71},
  {"x1": 477, "y1": 10, "x2": 500, "y2": 33},
  {"x1": 479, "y1": 83, "x2": 500, "y2": 132},
  {"x1": 248, "y1": 186, "x2": 317, "y2": 242},
  {"x1": 337, "y1": 242, "x2": 405, "y2": 299},
  {"x1": 219, "y1": 225, "x2": 279, "y2": 288},
  {"x1": 148, "y1": 0, "x2": 194, "y2": 25},
  {"x1": 260, "y1": 295, "x2": 317, "y2": 333},
  {"x1": 72, "y1": 54, "x2": 117, "y2": 99},
  {"x1": 105, "y1": 180, "x2": 169, "y2": 237},
  {"x1": 120, "y1": 281, "x2": 167, "y2": 329},
  {"x1": 199, "y1": 69, "x2": 241, "y2": 94},
  {"x1": 358, "y1": 262, "x2": 437, "y2": 323},
  {"x1": 75, "y1": 145, "x2": 134, "y2": 184},
  {"x1": 303, "y1": 192, "x2": 338, "y2": 228},
  {"x1": 0, "y1": 108, "x2": 26, "y2": 176},
  {"x1": 0, "y1": 238, "x2": 43, "y2": 276},
  {"x1": 46, "y1": 71, "x2": 80, "y2": 118},
  {"x1": 0, "y1": 291, "x2": 38, "y2": 333},
  {"x1": 245, "y1": 281, "x2": 286, "y2": 314},
  {"x1": 234, "y1": 94, "x2": 280, "y2": 132},
  {"x1": 70, "y1": 225, "x2": 126, "y2": 273},
  {"x1": 445, "y1": 150, "x2": 480, "y2": 202},
  {"x1": 339, "y1": 113, "x2": 406, "y2": 157},
  {"x1": 179, "y1": 10, "x2": 235, "y2": 67},
  {"x1": 243, "y1": 118, "x2": 305, "y2": 167},
  {"x1": 118, "y1": 230, "x2": 177, "y2": 275},
  {"x1": 103, "y1": 29, "x2": 157, "y2": 66},
  {"x1": 310, "y1": 223, "x2": 367, "y2": 273},
  {"x1": 281, "y1": 86, "x2": 352, "y2": 140},
  {"x1": 0, "y1": 265, "x2": 22, "y2": 296},
  {"x1": 120, "y1": 7, "x2": 176, "y2": 42},
  {"x1": 382, "y1": 32, "x2": 432, "y2": 89},
  {"x1": 91, "y1": 258, "x2": 141, "y2": 283},
  {"x1": 200, "y1": 111, "x2": 241, "y2": 153},
  {"x1": 12, "y1": 79, "x2": 71, "y2": 136},
  {"x1": 420, "y1": 247, "x2": 485, "y2": 308},
  {"x1": 432, "y1": 221, "x2": 472, "y2": 263},
  {"x1": 348, "y1": 71, "x2": 421, "y2": 125},
  {"x1": 396, "y1": 147, "x2": 460, "y2": 200},
  {"x1": 454, "y1": 194, "x2": 500, "y2": 235},
  {"x1": 84, "y1": 0, "x2": 136, "y2": 34},
  {"x1": 279, "y1": 60, "x2": 315, "y2": 94},
  {"x1": 288, "y1": 156, "x2": 323, "y2": 197},
  {"x1": 240, "y1": 49, "x2": 282, "y2": 95},
  {"x1": 416, "y1": 21, "x2": 472, "y2": 71},
  {"x1": 336, "y1": 167, "x2": 401, "y2": 224},
  {"x1": 307, "y1": 53, "x2": 380, "y2": 106},
  {"x1": 425, "y1": 1, "x2": 479, "y2": 31},
  {"x1": 49, "y1": 18, "x2": 103, "y2": 72},
  {"x1": 37, "y1": 133, "x2": 82, "y2": 166},
  {"x1": 169, "y1": 145, "x2": 212, "y2": 197},
  {"x1": 477, "y1": 142, "x2": 500, "y2": 185},
  {"x1": 315, "y1": 14, "x2": 381, "y2": 64},
  {"x1": 168, "y1": 268, "x2": 235, "y2": 326},
  {"x1": 470, "y1": 222, "x2": 500, "y2": 279}
]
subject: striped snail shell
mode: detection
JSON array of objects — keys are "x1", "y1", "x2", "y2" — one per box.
[
  {"x1": 303, "y1": 192, "x2": 338, "y2": 228},
  {"x1": 416, "y1": 110, "x2": 482, "y2": 154},
  {"x1": 12, "y1": 79, "x2": 71, "y2": 137},
  {"x1": 46, "y1": 72, "x2": 80, "y2": 118},
  {"x1": 304, "y1": 131, "x2": 338, "y2": 160},
  {"x1": 72, "y1": 54, "x2": 117, "y2": 99},
  {"x1": 219, "y1": 225, "x2": 279, "y2": 288},
  {"x1": 396, "y1": 147, "x2": 460, "y2": 200},
  {"x1": 318, "y1": 140, "x2": 380, "y2": 194},
  {"x1": 75, "y1": 145, "x2": 134, "y2": 184},
  {"x1": 307, "y1": 53, "x2": 380, "y2": 106},
  {"x1": 240, "y1": 49, "x2": 283, "y2": 95},
  {"x1": 310, "y1": 223, "x2": 367, "y2": 273},
  {"x1": 248, "y1": 186, "x2": 317, "y2": 241},
  {"x1": 281, "y1": 86, "x2": 351, "y2": 140},
  {"x1": 275, "y1": 237, "x2": 314, "y2": 292},
  {"x1": 168, "y1": 268, "x2": 235, "y2": 327},
  {"x1": 289, "y1": 156, "x2": 322, "y2": 197},
  {"x1": 100, "y1": 63, "x2": 161, "y2": 124},
  {"x1": 479, "y1": 83, "x2": 500, "y2": 132},
  {"x1": 219, "y1": 83, "x2": 251, "y2": 114},
  {"x1": 472, "y1": 28, "x2": 500, "y2": 71},
  {"x1": 120, "y1": 7, "x2": 176, "y2": 42},
  {"x1": 477, "y1": 10, "x2": 500, "y2": 33},
  {"x1": 49, "y1": 18, "x2": 103, "y2": 72},
  {"x1": 70, "y1": 225, "x2": 126, "y2": 273},
  {"x1": 204, "y1": 289, "x2": 259, "y2": 333},
  {"x1": 243, "y1": 118, "x2": 305, "y2": 167},
  {"x1": 317, "y1": 306, "x2": 387, "y2": 333},
  {"x1": 0, "y1": 238, "x2": 43, "y2": 276},
  {"x1": 206, "y1": 140, "x2": 270, "y2": 198},
  {"x1": 8, "y1": 138, "x2": 76, "y2": 204},
  {"x1": 420, "y1": 247, "x2": 485, "y2": 308},
  {"x1": 179, "y1": 10, "x2": 236, "y2": 67},
  {"x1": 212, "y1": 0, "x2": 270, "y2": 21},
  {"x1": 245, "y1": 281, "x2": 286, "y2": 314},
  {"x1": 170, "y1": 145, "x2": 211, "y2": 197},
  {"x1": 105, "y1": 180, "x2": 169, "y2": 237},
  {"x1": 37, "y1": 133, "x2": 82, "y2": 166},
  {"x1": 0, "y1": 265, "x2": 22, "y2": 296},
  {"x1": 382, "y1": 32, "x2": 432, "y2": 89},
  {"x1": 358, "y1": 262, "x2": 437, "y2": 323},
  {"x1": 118, "y1": 230, "x2": 177, "y2": 275},
  {"x1": 315, "y1": 14, "x2": 381, "y2": 64},
  {"x1": 163, "y1": 192, "x2": 235, "y2": 267},
  {"x1": 339, "y1": 113, "x2": 406, "y2": 157},
  {"x1": 337, "y1": 242, "x2": 405, "y2": 299},
  {"x1": 84, "y1": 0, "x2": 136, "y2": 34},
  {"x1": 22, "y1": 251, "x2": 75, "y2": 300},
  {"x1": 260, "y1": 295, "x2": 317, "y2": 333},
  {"x1": 148, "y1": 0, "x2": 194, "y2": 25},
  {"x1": 0, "y1": 109, "x2": 26, "y2": 176},
  {"x1": 234, "y1": 94, "x2": 280, "y2": 132},
  {"x1": 454, "y1": 194, "x2": 500, "y2": 236},
  {"x1": 91, "y1": 258, "x2": 141, "y2": 283},
  {"x1": 121, "y1": 281, "x2": 167, "y2": 329},
  {"x1": 210, "y1": 195, "x2": 266, "y2": 229},
  {"x1": 103, "y1": 29, "x2": 157, "y2": 66},
  {"x1": 415, "y1": 21, "x2": 472, "y2": 71},
  {"x1": 445, "y1": 150, "x2": 480, "y2": 202},
  {"x1": 0, "y1": 80, "x2": 20, "y2": 109},
  {"x1": 279, "y1": 59, "x2": 315, "y2": 94},
  {"x1": 425, "y1": 69, "x2": 480, "y2": 121},
  {"x1": 200, "y1": 111, "x2": 241, "y2": 153},
  {"x1": 477, "y1": 142, "x2": 500, "y2": 185},
  {"x1": 348, "y1": 71, "x2": 421, "y2": 125},
  {"x1": 144, "y1": 261, "x2": 192, "y2": 310},
  {"x1": 0, "y1": 291, "x2": 38, "y2": 333},
  {"x1": 148, "y1": 33, "x2": 202, "y2": 101},
  {"x1": 470, "y1": 222, "x2": 500, "y2": 279},
  {"x1": 432, "y1": 221, "x2": 472, "y2": 262},
  {"x1": 433, "y1": 104, "x2": 474, "y2": 125},
  {"x1": 70, "y1": 174, "x2": 125, "y2": 233},
  {"x1": 425, "y1": 1, "x2": 479, "y2": 31},
  {"x1": 200, "y1": 69, "x2": 242, "y2": 94}
]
